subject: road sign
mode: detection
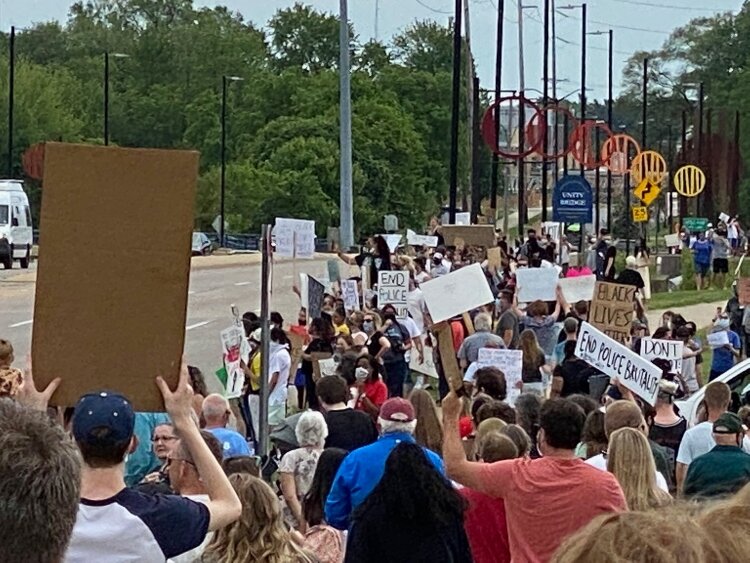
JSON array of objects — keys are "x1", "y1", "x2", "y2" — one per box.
[
  {"x1": 632, "y1": 206, "x2": 648, "y2": 223},
  {"x1": 631, "y1": 150, "x2": 668, "y2": 184},
  {"x1": 674, "y1": 165, "x2": 706, "y2": 197},
  {"x1": 683, "y1": 217, "x2": 708, "y2": 232},
  {"x1": 552, "y1": 175, "x2": 593, "y2": 224},
  {"x1": 633, "y1": 178, "x2": 661, "y2": 206}
]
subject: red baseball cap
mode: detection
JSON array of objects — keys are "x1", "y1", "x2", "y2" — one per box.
[{"x1": 380, "y1": 398, "x2": 415, "y2": 422}]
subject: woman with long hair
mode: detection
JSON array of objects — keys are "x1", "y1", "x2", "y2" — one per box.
[
  {"x1": 354, "y1": 354, "x2": 388, "y2": 419},
  {"x1": 606, "y1": 427, "x2": 672, "y2": 511},
  {"x1": 302, "y1": 448, "x2": 349, "y2": 563},
  {"x1": 346, "y1": 442, "x2": 472, "y2": 562},
  {"x1": 200, "y1": 474, "x2": 315, "y2": 563},
  {"x1": 301, "y1": 317, "x2": 335, "y2": 409},
  {"x1": 408, "y1": 388, "x2": 444, "y2": 455},
  {"x1": 519, "y1": 329, "x2": 548, "y2": 395}
]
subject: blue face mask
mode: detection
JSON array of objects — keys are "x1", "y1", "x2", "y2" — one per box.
[{"x1": 363, "y1": 321, "x2": 374, "y2": 333}]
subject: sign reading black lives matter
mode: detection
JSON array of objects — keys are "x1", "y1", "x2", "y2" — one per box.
[
  {"x1": 378, "y1": 270, "x2": 409, "y2": 318},
  {"x1": 589, "y1": 281, "x2": 636, "y2": 345},
  {"x1": 575, "y1": 322, "x2": 663, "y2": 406}
]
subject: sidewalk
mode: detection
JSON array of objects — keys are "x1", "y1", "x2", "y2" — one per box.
[{"x1": 647, "y1": 299, "x2": 729, "y2": 332}]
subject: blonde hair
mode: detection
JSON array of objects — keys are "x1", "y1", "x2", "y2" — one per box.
[
  {"x1": 409, "y1": 388, "x2": 443, "y2": 455},
  {"x1": 202, "y1": 474, "x2": 315, "y2": 563},
  {"x1": 519, "y1": 329, "x2": 545, "y2": 371},
  {"x1": 606, "y1": 427, "x2": 671, "y2": 511}
]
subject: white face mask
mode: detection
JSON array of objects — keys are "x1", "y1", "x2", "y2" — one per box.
[{"x1": 355, "y1": 367, "x2": 369, "y2": 381}]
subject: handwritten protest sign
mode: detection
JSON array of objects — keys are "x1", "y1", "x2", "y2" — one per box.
[
  {"x1": 341, "y1": 279, "x2": 360, "y2": 311},
  {"x1": 478, "y1": 348, "x2": 523, "y2": 404},
  {"x1": 220, "y1": 326, "x2": 245, "y2": 399},
  {"x1": 575, "y1": 322, "x2": 662, "y2": 405},
  {"x1": 410, "y1": 336, "x2": 438, "y2": 378},
  {"x1": 312, "y1": 353, "x2": 336, "y2": 382},
  {"x1": 406, "y1": 229, "x2": 438, "y2": 247},
  {"x1": 307, "y1": 276, "x2": 325, "y2": 321},
  {"x1": 442, "y1": 225, "x2": 496, "y2": 247},
  {"x1": 559, "y1": 274, "x2": 597, "y2": 303},
  {"x1": 421, "y1": 263, "x2": 494, "y2": 323},
  {"x1": 274, "y1": 218, "x2": 315, "y2": 258},
  {"x1": 738, "y1": 278, "x2": 750, "y2": 306},
  {"x1": 378, "y1": 270, "x2": 409, "y2": 318},
  {"x1": 516, "y1": 267, "x2": 559, "y2": 302},
  {"x1": 589, "y1": 281, "x2": 636, "y2": 344},
  {"x1": 707, "y1": 331, "x2": 730, "y2": 348},
  {"x1": 641, "y1": 337, "x2": 684, "y2": 375}
]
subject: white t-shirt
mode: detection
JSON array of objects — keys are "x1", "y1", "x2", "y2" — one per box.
[
  {"x1": 407, "y1": 288, "x2": 427, "y2": 334},
  {"x1": 398, "y1": 316, "x2": 421, "y2": 363},
  {"x1": 269, "y1": 345, "x2": 292, "y2": 406},
  {"x1": 168, "y1": 495, "x2": 212, "y2": 563},
  {"x1": 585, "y1": 453, "x2": 669, "y2": 492},
  {"x1": 676, "y1": 421, "x2": 715, "y2": 466}
]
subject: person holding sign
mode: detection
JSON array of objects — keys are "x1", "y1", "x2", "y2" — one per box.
[
  {"x1": 513, "y1": 286, "x2": 563, "y2": 358},
  {"x1": 336, "y1": 236, "x2": 391, "y2": 287},
  {"x1": 708, "y1": 317, "x2": 741, "y2": 381}
]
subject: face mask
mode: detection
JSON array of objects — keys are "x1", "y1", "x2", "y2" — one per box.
[
  {"x1": 363, "y1": 321, "x2": 374, "y2": 333},
  {"x1": 355, "y1": 367, "x2": 369, "y2": 381}
]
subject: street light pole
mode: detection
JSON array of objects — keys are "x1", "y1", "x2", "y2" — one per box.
[
  {"x1": 541, "y1": 0, "x2": 550, "y2": 222},
  {"x1": 8, "y1": 26, "x2": 15, "y2": 177},
  {"x1": 607, "y1": 29, "x2": 613, "y2": 231},
  {"x1": 490, "y1": 0, "x2": 505, "y2": 222},
  {"x1": 580, "y1": 3, "x2": 586, "y2": 178},
  {"x1": 448, "y1": 0, "x2": 463, "y2": 224},
  {"x1": 220, "y1": 75, "x2": 243, "y2": 248},
  {"x1": 339, "y1": 0, "x2": 354, "y2": 249}
]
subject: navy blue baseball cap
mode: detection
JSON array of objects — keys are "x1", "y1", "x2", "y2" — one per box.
[{"x1": 72, "y1": 391, "x2": 135, "y2": 446}]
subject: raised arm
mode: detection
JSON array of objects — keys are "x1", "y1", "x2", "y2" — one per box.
[{"x1": 441, "y1": 391, "x2": 492, "y2": 490}]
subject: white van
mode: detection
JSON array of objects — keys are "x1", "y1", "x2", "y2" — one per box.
[{"x1": 0, "y1": 180, "x2": 33, "y2": 269}]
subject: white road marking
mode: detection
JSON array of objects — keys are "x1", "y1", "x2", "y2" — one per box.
[
  {"x1": 8, "y1": 319, "x2": 33, "y2": 328},
  {"x1": 234, "y1": 282, "x2": 251, "y2": 286},
  {"x1": 186, "y1": 321, "x2": 212, "y2": 331}
]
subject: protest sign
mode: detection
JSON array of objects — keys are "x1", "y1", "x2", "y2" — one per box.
[
  {"x1": 478, "y1": 348, "x2": 523, "y2": 404},
  {"x1": 575, "y1": 322, "x2": 662, "y2": 405},
  {"x1": 589, "y1": 281, "x2": 636, "y2": 344},
  {"x1": 32, "y1": 144, "x2": 197, "y2": 411},
  {"x1": 720, "y1": 212, "x2": 731, "y2": 224},
  {"x1": 442, "y1": 225, "x2": 496, "y2": 247},
  {"x1": 516, "y1": 267, "x2": 559, "y2": 302},
  {"x1": 380, "y1": 234, "x2": 402, "y2": 253},
  {"x1": 378, "y1": 270, "x2": 409, "y2": 318},
  {"x1": 341, "y1": 279, "x2": 360, "y2": 311},
  {"x1": 707, "y1": 331, "x2": 730, "y2": 348},
  {"x1": 406, "y1": 229, "x2": 438, "y2": 247},
  {"x1": 433, "y1": 322, "x2": 464, "y2": 391},
  {"x1": 274, "y1": 218, "x2": 316, "y2": 258},
  {"x1": 559, "y1": 274, "x2": 597, "y2": 303},
  {"x1": 738, "y1": 278, "x2": 750, "y2": 306},
  {"x1": 220, "y1": 326, "x2": 245, "y2": 399},
  {"x1": 286, "y1": 330, "x2": 305, "y2": 370},
  {"x1": 409, "y1": 336, "x2": 438, "y2": 378},
  {"x1": 487, "y1": 246, "x2": 503, "y2": 270},
  {"x1": 664, "y1": 233, "x2": 680, "y2": 248},
  {"x1": 455, "y1": 212, "x2": 471, "y2": 225},
  {"x1": 311, "y1": 353, "x2": 335, "y2": 382},
  {"x1": 307, "y1": 276, "x2": 325, "y2": 321},
  {"x1": 327, "y1": 259, "x2": 341, "y2": 283},
  {"x1": 641, "y1": 337, "x2": 684, "y2": 375},
  {"x1": 420, "y1": 263, "x2": 494, "y2": 323}
]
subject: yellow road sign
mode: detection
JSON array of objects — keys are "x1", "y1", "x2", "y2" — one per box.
[
  {"x1": 673, "y1": 165, "x2": 706, "y2": 197},
  {"x1": 632, "y1": 206, "x2": 648, "y2": 223},
  {"x1": 631, "y1": 150, "x2": 668, "y2": 184},
  {"x1": 633, "y1": 178, "x2": 661, "y2": 206}
]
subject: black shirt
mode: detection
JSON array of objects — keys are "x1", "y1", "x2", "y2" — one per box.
[
  {"x1": 554, "y1": 358, "x2": 591, "y2": 396},
  {"x1": 617, "y1": 268, "x2": 645, "y2": 289},
  {"x1": 301, "y1": 338, "x2": 333, "y2": 377},
  {"x1": 324, "y1": 408, "x2": 378, "y2": 452}
]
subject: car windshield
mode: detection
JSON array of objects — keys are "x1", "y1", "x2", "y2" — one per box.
[
  {"x1": 192, "y1": 233, "x2": 202, "y2": 245},
  {"x1": 0, "y1": 205, "x2": 8, "y2": 225}
]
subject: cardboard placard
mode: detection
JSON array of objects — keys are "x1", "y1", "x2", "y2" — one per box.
[
  {"x1": 32, "y1": 144, "x2": 197, "y2": 411},
  {"x1": 575, "y1": 322, "x2": 663, "y2": 405},
  {"x1": 286, "y1": 330, "x2": 305, "y2": 370},
  {"x1": 516, "y1": 267, "x2": 559, "y2": 302},
  {"x1": 274, "y1": 218, "x2": 315, "y2": 258},
  {"x1": 487, "y1": 246, "x2": 503, "y2": 270},
  {"x1": 406, "y1": 229, "x2": 438, "y2": 248},
  {"x1": 559, "y1": 274, "x2": 597, "y2": 303},
  {"x1": 738, "y1": 278, "x2": 750, "y2": 306},
  {"x1": 378, "y1": 270, "x2": 409, "y2": 318},
  {"x1": 409, "y1": 336, "x2": 438, "y2": 378},
  {"x1": 589, "y1": 281, "x2": 636, "y2": 345},
  {"x1": 664, "y1": 233, "x2": 680, "y2": 247},
  {"x1": 434, "y1": 322, "x2": 463, "y2": 392},
  {"x1": 478, "y1": 348, "x2": 523, "y2": 404},
  {"x1": 455, "y1": 212, "x2": 471, "y2": 225},
  {"x1": 311, "y1": 352, "x2": 335, "y2": 382},
  {"x1": 442, "y1": 225, "x2": 496, "y2": 247},
  {"x1": 640, "y1": 337, "x2": 684, "y2": 375},
  {"x1": 420, "y1": 263, "x2": 494, "y2": 324},
  {"x1": 307, "y1": 276, "x2": 325, "y2": 321},
  {"x1": 707, "y1": 331, "x2": 730, "y2": 349},
  {"x1": 341, "y1": 279, "x2": 360, "y2": 312}
]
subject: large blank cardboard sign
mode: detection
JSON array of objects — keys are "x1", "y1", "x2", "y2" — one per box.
[
  {"x1": 32, "y1": 144, "x2": 198, "y2": 411},
  {"x1": 442, "y1": 225, "x2": 496, "y2": 247}
]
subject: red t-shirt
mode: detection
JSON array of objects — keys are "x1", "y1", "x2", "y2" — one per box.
[
  {"x1": 459, "y1": 487, "x2": 511, "y2": 563},
  {"x1": 357, "y1": 379, "x2": 388, "y2": 413},
  {"x1": 475, "y1": 456, "x2": 626, "y2": 562}
]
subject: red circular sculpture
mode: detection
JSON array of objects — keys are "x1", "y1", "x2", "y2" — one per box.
[
  {"x1": 568, "y1": 120, "x2": 613, "y2": 169},
  {"x1": 481, "y1": 94, "x2": 544, "y2": 159},
  {"x1": 524, "y1": 103, "x2": 579, "y2": 160}
]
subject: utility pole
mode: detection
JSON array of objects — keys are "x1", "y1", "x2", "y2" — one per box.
[
  {"x1": 541, "y1": 0, "x2": 550, "y2": 222},
  {"x1": 490, "y1": 0, "x2": 505, "y2": 224},
  {"x1": 640, "y1": 57, "x2": 648, "y2": 244},
  {"x1": 579, "y1": 3, "x2": 587, "y2": 178},
  {"x1": 606, "y1": 29, "x2": 613, "y2": 231},
  {"x1": 517, "y1": 0, "x2": 526, "y2": 92},
  {"x1": 449, "y1": 0, "x2": 463, "y2": 224},
  {"x1": 104, "y1": 51, "x2": 110, "y2": 146},
  {"x1": 339, "y1": 0, "x2": 354, "y2": 249},
  {"x1": 258, "y1": 224, "x2": 272, "y2": 457},
  {"x1": 696, "y1": 81, "x2": 704, "y2": 216},
  {"x1": 464, "y1": 0, "x2": 474, "y2": 213},
  {"x1": 374, "y1": 0, "x2": 380, "y2": 41},
  {"x1": 8, "y1": 26, "x2": 15, "y2": 177},
  {"x1": 517, "y1": 0, "x2": 526, "y2": 234}
]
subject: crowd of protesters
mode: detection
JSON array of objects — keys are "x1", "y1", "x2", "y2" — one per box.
[{"x1": 4, "y1": 213, "x2": 750, "y2": 563}]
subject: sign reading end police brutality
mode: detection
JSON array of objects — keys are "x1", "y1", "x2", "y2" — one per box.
[
  {"x1": 378, "y1": 270, "x2": 409, "y2": 318},
  {"x1": 576, "y1": 322, "x2": 663, "y2": 405}
]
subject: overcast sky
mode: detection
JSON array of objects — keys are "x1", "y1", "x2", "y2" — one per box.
[{"x1": 1, "y1": 0, "x2": 743, "y2": 100}]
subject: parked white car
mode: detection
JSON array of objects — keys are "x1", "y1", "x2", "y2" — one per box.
[
  {"x1": 0, "y1": 180, "x2": 33, "y2": 269},
  {"x1": 675, "y1": 358, "x2": 750, "y2": 424}
]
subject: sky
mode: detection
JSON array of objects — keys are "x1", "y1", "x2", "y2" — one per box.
[{"x1": 0, "y1": 0, "x2": 744, "y2": 100}]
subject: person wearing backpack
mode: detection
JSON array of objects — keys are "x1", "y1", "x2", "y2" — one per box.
[{"x1": 380, "y1": 309, "x2": 412, "y2": 398}]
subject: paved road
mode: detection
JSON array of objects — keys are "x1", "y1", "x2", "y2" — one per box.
[{"x1": 0, "y1": 255, "x2": 339, "y2": 392}]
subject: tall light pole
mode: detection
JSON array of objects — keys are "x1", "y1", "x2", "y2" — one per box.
[
  {"x1": 220, "y1": 75, "x2": 243, "y2": 248},
  {"x1": 558, "y1": 4, "x2": 586, "y2": 177},
  {"x1": 339, "y1": 0, "x2": 354, "y2": 249},
  {"x1": 103, "y1": 51, "x2": 129, "y2": 146},
  {"x1": 448, "y1": 0, "x2": 463, "y2": 224},
  {"x1": 7, "y1": 26, "x2": 15, "y2": 177}
]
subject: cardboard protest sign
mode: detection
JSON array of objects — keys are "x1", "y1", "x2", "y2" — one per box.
[
  {"x1": 516, "y1": 267, "x2": 559, "y2": 302},
  {"x1": 32, "y1": 144, "x2": 197, "y2": 411},
  {"x1": 455, "y1": 212, "x2": 471, "y2": 225},
  {"x1": 409, "y1": 336, "x2": 438, "y2": 378},
  {"x1": 720, "y1": 212, "x2": 731, "y2": 224},
  {"x1": 487, "y1": 246, "x2": 503, "y2": 270},
  {"x1": 664, "y1": 233, "x2": 680, "y2": 248},
  {"x1": 442, "y1": 225, "x2": 496, "y2": 247},
  {"x1": 707, "y1": 331, "x2": 730, "y2": 348},
  {"x1": 433, "y1": 322, "x2": 463, "y2": 392},
  {"x1": 286, "y1": 330, "x2": 305, "y2": 370},
  {"x1": 220, "y1": 326, "x2": 245, "y2": 399},
  {"x1": 420, "y1": 263, "x2": 494, "y2": 324},
  {"x1": 738, "y1": 278, "x2": 750, "y2": 306},
  {"x1": 311, "y1": 353, "x2": 335, "y2": 382},
  {"x1": 406, "y1": 229, "x2": 438, "y2": 247},
  {"x1": 274, "y1": 218, "x2": 316, "y2": 258},
  {"x1": 589, "y1": 281, "x2": 636, "y2": 345},
  {"x1": 559, "y1": 274, "x2": 597, "y2": 303},
  {"x1": 341, "y1": 279, "x2": 360, "y2": 311},
  {"x1": 378, "y1": 270, "x2": 409, "y2": 318},
  {"x1": 575, "y1": 322, "x2": 663, "y2": 405},
  {"x1": 641, "y1": 337, "x2": 683, "y2": 375},
  {"x1": 307, "y1": 276, "x2": 325, "y2": 321},
  {"x1": 380, "y1": 233, "x2": 402, "y2": 253},
  {"x1": 478, "y1": 348, "x2": 523, "y2": 404}
]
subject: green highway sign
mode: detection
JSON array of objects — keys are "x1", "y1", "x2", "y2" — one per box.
[{"x1": 682, "y1": 217, "x2": 708, "y2": 232}]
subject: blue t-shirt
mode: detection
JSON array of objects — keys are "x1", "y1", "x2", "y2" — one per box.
[
  {"x1": 692, "y1": 239, "x2": 711, "y2": 265},
  {"x1": 208, "y1": 427, "x2": 251, "y2": 458},
  {"x1": 711, "y1": 330, "x2": 741, "y2": 373},
  {"x1": 125, "y1": 412, "x2": 171, "y2": 487}
]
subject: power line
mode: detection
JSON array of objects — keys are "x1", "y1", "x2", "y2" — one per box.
[
  {"x1": 414, "y1": 0, "x2": 452, "y2": 15},
  {"x1": 557, "y1": 10, "x2": 670, "y2": 35},
  {"x1": 605, "y1": 0, "x2": 736, "y2": 13}
]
